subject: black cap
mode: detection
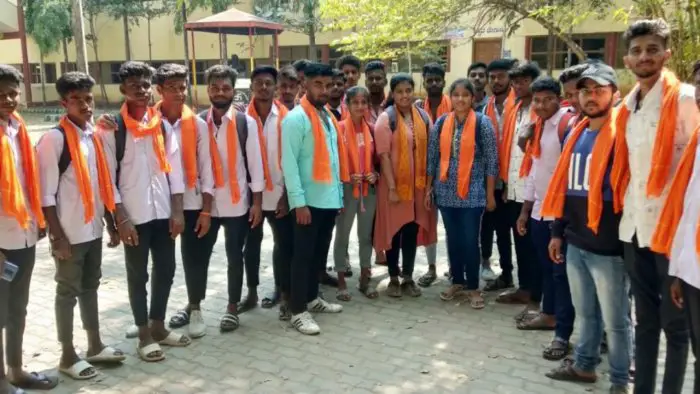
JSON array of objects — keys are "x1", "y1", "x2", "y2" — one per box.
[{"x1": 576, "y1": 63, "x2": 618, "y2": 89}]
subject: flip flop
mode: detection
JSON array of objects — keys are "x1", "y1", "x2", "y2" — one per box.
[
  {"x1": 168, "y1": 310, "x2": 190, "y2": 328},
  {"x1": 517, "y1": 314, "x2": 556, "y2": 331},
  {"x1": 358, "y1": 279, "x2": 378, "y2": 299},
  {"x1": 220, "y1": 312, "x2": 240, "y2": 332},
  {"x1": 545, "y1": 364, "x2": 597, "y2": 383},
  {"x1": 59, "y1": 360, "x2": 98, "y2": 380},
  {"x1": 543, "y1": 339, "x2": 572, "y2": 361},
  {"x1": 85, "y1": 346, "x2": 126, "y2": 364},
  {"x1": 466, "y1": 292, "x2": 486, "y2": 309},
  {"x1": 158, "y1": 331, "x2": 192, "y2": 347},
  {"x1": 10, "y1": 372, "x2": 58, "y2": 389},
  {"x1": 237, "y1": 296, "x2": 258, "y2": 314},
  {"x1": 336, "y1": 289, "x2": 352, "y2": 302},
  {"x1": 137, "y1": 343, "x2": 165, "y2": 363},
  {"x1": 261, "y1": 291, "x2": 280, "y2": 309},
  {"x1": 483, "y1": 277, "x2": 514, "y2": 292},
  {"x1": 417, "y1": 271, "x2": 438, "y2": 288}
]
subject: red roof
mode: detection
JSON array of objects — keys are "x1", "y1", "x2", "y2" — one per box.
[{"x1": 184, "y1": 7, "x2": 284, "y2": 36}]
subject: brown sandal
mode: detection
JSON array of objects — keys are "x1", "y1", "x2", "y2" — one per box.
[
  {"x1": 516, "y1": 314, "x2": 555, "y2": 331},
  {"x1": 440, "y1": 284, "x2": 464, "y2": 301}
]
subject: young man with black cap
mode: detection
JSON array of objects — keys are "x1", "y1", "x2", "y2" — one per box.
[
  {"x1": 281, "y1": 62, "x2": 346, "y2": 334},
  {"x1": 542, "y1": 63, "x2": 632, "y2": 393}
]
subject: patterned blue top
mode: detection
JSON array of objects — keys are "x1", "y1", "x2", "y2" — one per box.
[{"x1": 427, "y1": 112, "x2": 499, "y2": 208}]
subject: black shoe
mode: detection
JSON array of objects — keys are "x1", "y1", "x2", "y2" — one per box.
[
  {"x1": 320, "y1": 272, "x2": 339, "y2": 287},
  {"x1": 168, "y1": 309, "x2": 190, "y2": 328}
]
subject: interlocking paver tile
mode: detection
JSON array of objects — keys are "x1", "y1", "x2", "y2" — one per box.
[{"x1": 13, "y1": 170, "x2": 696, "y2": 394}]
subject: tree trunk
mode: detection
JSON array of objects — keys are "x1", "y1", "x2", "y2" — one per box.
[
  {"x1": 88, "y1": 14, "x2": 109, "y2": 104},
  {"x1": 39, "y1": 53, "x2": 47, "y2": 105},
  {"x1": 546, "y1": 29, "x2": 555, "y2": 76},
  {"x1": 219, "y1": 33, "x2": 225, "y2": 63},
  {"x1": 62, "y1": 38, "x2": 69, "y2": 71},
  {"x1": 71, "y1": 0, "x2": 88, "y2": 72},
  {"x1": 181, "y1": 2, "x2": 193, "y2": 105},
  {"x1": 147, "y1": 17, "x2": 153, "y2": 62},
  {"x1": 122, "y1": 13, "x2": 131, "y2": 60},
  {"x1": 307, "y1": 25, "x2": 317, "y2": 61}
]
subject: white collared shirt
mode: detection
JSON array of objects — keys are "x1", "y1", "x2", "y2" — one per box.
[
  {"x1": 669, "y1": 138, "x2": 700, "y2": 289},
  {"x1": 619, "y1": 79, "x2": 700, "y2": 247},
  {"x1": 161, "y1": 115, "x2": 214, "y2": 211},
  {"x1": 251, "y1": 104, "x2": 285, "y2": 212},
  {"x1": 506, "y1": 103, "x2": 532, "y2": 203},
  {"x1": 0, "y1": 117, "x2": 38, "y2": 250},
  {"x1": 98, "y1": 112, "x2": 185, "y2": 226},
  {"x1": 37, "y1": 121, "x2": 121, "y2": 245},
  {"x1": 211, "y1": 108, "x2": 265, "y2": 218},
  {"x1": 524, "y1": 108, "x2": 568, "y2": 220}
]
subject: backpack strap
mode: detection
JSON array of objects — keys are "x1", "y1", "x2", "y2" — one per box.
[
  {"x1": 114, "y1": 114, "x2": 127, "y2": 187},
  {"x1": 234, "y1": 111, "x2": 251, "y2": 183},
  {"x1": 56, "y1": 126, "x2": 72, "y2": 177},
  {"x1": 557, "y1": 111, "x2": 576, "y2": 144},
  {"x1": 386, "y1": 105, "x2": 431, "y2": 132}
]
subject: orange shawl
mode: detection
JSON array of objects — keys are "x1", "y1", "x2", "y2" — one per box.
[
  {"x1": 439, "y1": 111, "x2": 476, "y2": 199},
  {"x1": 155, "y1": 102, "x2": 197, "y2": 188},
  {"x1": 0, "y1": 112, "x2": 45, "y2": 229},
  {"x1": 499, "y1": 100, "x2": 535, "y2": 180},
  {"x1": 299, "y1": 95, "x2": 350, "y2": 184},
  {"x1": 485, "y1": 88, "x2": 516, "y2": 140},
  {"x1": 540, "y1": 115, "x2": 617, "y2": 234},
  {"x1": 424, "y1": 95, "x2": 452, "y2": 123},
  {"x1": 326, "y1": 102, "x2": 349, "y2": 121},
  {"x1": 119, "y1": 104, "x2": 171, "y2": 173},
  {"x1": 342, "y1": 117, "x2": 373, "y2": 198},
  {"x1": 651, "y1": 126, "x2": 700, "y2": 257},
  {"x1": 59, "y1": 117, "x2": 115, "y2": 223},
  {"x1": 611, "y1": 69, "x2": 681, "y2": 207},
  {"x1": 274, "y1": 100, "x2": 290, "y2": 170},
  {"x1": 247, "y1": 100, "x2": 274, "y2": 190},
  {"x1": 395, "y1": 106, "x2": 429, "y2": 201},
  {"x1": 204, "y1": 108, "x2": 225, "y2": 188},
  {"x1": 519, "y1": 117, "x2": 544, "y2": 178}
]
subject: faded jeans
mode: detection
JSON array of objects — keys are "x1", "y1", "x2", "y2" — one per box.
[{"x1": 567, "y1": 244, "x2": 631, "y2": 387}]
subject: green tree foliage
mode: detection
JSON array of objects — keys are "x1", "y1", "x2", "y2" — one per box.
[
  {"x1": 24, "y1": 0, "x2": 72, "y2": 56},
  {"x1": 254, "y1": 0, "x2": 322, "y2": 60}
]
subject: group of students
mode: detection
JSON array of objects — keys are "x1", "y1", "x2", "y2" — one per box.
[{"x1": 0, "y1": 16, "x2": 700, "y2": 394}]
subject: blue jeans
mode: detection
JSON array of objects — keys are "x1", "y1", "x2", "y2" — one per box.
[
  {"x1": 439, "y1": 206, "x2": 484, "y2": 290},
  {"x1": 530, "y1": 218, "x2": 574, "y2": 341},
  {"x1": 567, "y1": 244, "x2": 631, "y2": 386}
]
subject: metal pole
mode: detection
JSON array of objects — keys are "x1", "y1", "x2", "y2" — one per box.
[
  {"x1": 17, "y1": 0, "x2": 32, "y2": 105},
  {"x1": 248, "y1": 27, "x2": 254, "y2": 73},
  {"x1": 274, "y1": 31, "x2": 280, "y2": 69},
  {"x1": 181, "y1": 3, "x2": 193, "y2": 105},
  {"x1": 191, "y1": 30, "x2": 199, "y2": 108}
]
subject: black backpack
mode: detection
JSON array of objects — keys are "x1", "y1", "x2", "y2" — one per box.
[{"x1": 197, "y1": 109, "x2": 250, "y2": 182}]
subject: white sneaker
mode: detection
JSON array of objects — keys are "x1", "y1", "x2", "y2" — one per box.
[
  {"x1": 308, "y1": 297, "x2": 343, "y2": 313},
  {"x1": 481, "y1": 260, "x2": 498, "y2": 281},
  {"x1": 125, "y1": 324, "x2": 138, "y2": 338},
  {"x1": 291, "y1": 311, "x2": 320, "y2": 335},
  {"x1": 188, "y1": 310, "x2": 206, "y2": 338}
]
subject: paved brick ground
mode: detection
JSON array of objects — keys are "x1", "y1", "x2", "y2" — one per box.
[{"x1": 16, "y1": 130, "x2": 695, "y2": 393}]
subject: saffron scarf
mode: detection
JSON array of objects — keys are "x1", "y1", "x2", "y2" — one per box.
[
  {"x1": 155, "y1": 102, "x2": 197, "y2": 188},
  {"x1": 204, "y1": 108, "x2": 225, "y2": 188},
  {"x1": 0, "y1": 112, "x2": 45, "y2": 229},
  {"x1": 274, "y1": 100, "x2": 289, "y2": 170},
  {"x1": 119, "y1": 104, "x2": 171, "y2": 173},
  {"x1": 484, "y1": 88, "x2": 516, "y2": 140},
  {"x1": 540, "y1": 115, "x2": 617, "y2": 234},
  {"x1": 651, "y1": 126, "x2": 700, "y2": 257},
  {"x1": 518, "y1": 117, "x2": 544, "y2": 178},
  {"x1": 424, "y1": 95, "x2": 452, "y2": 123},
  {"x1": 326, "y1": 102, "x2": 349, "y2": 121},
  {"x1": 246, "y1": 100, "x2": 274, "y2": 191},
  {"x1": 439, "y1": 111, "x2": 476, "y2": 199},
  {"x1": 59, "y1": 117, "x2": 116, "y2": 223},
  {"x1": 499, "y1": 100, "x2": 535, "y2": 181},
  {"x1": 611, "y1": 69, "x2": 681, "y2": 206},
  {"x1": 342, "y1": 117, "x2": 373, "y2": 198},
  {"x1": 223, "y1": 112, "x2": 242, "y2": 204},
  {"x1": 299, "y1": 95, "x2": 350, "y2": 184},
  {"x1": 395, "y1": 106, "x2": 429, "y2": 201}
]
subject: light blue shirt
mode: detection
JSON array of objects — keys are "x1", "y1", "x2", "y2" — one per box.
[{"x1": 281, "y1": 105, "x2": 344, "y2": 210}]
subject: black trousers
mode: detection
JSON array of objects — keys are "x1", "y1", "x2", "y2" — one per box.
[
  {"x1": 506, "y1": 201, "x2": 539, "y2": 301},
  {"x1": 386, "y1": 222, "x2": 419, "y2": 278},
  {"x1": 214, "y1": 215, "x2": 250, "y2": 305},
  {"x1": 181, "y1": 210, "x2": 219, "y2": 305},
  {"x1": 624, "y1": 237, "x2": 689, "y2": 394},
  {"x1": 243, "y1": 211, "x2": 295, "y2": 292},
  {"x1": 124, "y1": 219, "x2": 176, "y2": 326},
  {"x1": 480, "y1": 189, "x2": 512, "y2": 273},
  {"x1": 0, "y1": 246, "x2": 35, "y2": 371},
  {"x1": 681, "y1": 280, "x2": 700, "y2": 394},
  {"x1": 289, "y1": 207, "x2": 337, "y2": 314}
]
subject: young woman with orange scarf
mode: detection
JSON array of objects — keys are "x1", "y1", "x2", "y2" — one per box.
[
  {"x1": 425, "y1": 78, "x2": 498, "y2": 309},
  {"x1": 373, "y1": 73, "x2": 438, "y2": 298},
  {"x1": 333, "y1": 86, "x2": 379, "y2": 301}
]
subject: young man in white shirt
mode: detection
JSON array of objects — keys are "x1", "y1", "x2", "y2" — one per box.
[
  {"x1": 242, "y1": 65, "x2": 294, "y2": 316},
  {"x1": 495, "y1": 62, "x2": 541, "y2": 324},
  {"x1": 149, "y1": 64, "x2": 214, "y2": 340},
  {"x1": 207, "y1": 65, "x2": 265, "y2": 332},
  {"x1": 277, "y1": 65, "x2": 299, "y2": 111},
  {"x1": 0, "y1": 64, "x2": 59, "y2": 393},
  {"x1": 37, "y1": 72, "x2": 125, "y2": 380},
  {"x1": 515, "y1": 77, "x2": 575, "y2": 357},
  {"x1": 98, "y1": 61, "x2": 188, "y2": 362},
  {"x1": 614, "y1": 19, "x2": 700, "y2": 393}
]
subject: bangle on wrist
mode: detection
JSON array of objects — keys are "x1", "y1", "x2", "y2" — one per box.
[{"x1": 199, "y1": 211, "x2": 211, "y2": 217}]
